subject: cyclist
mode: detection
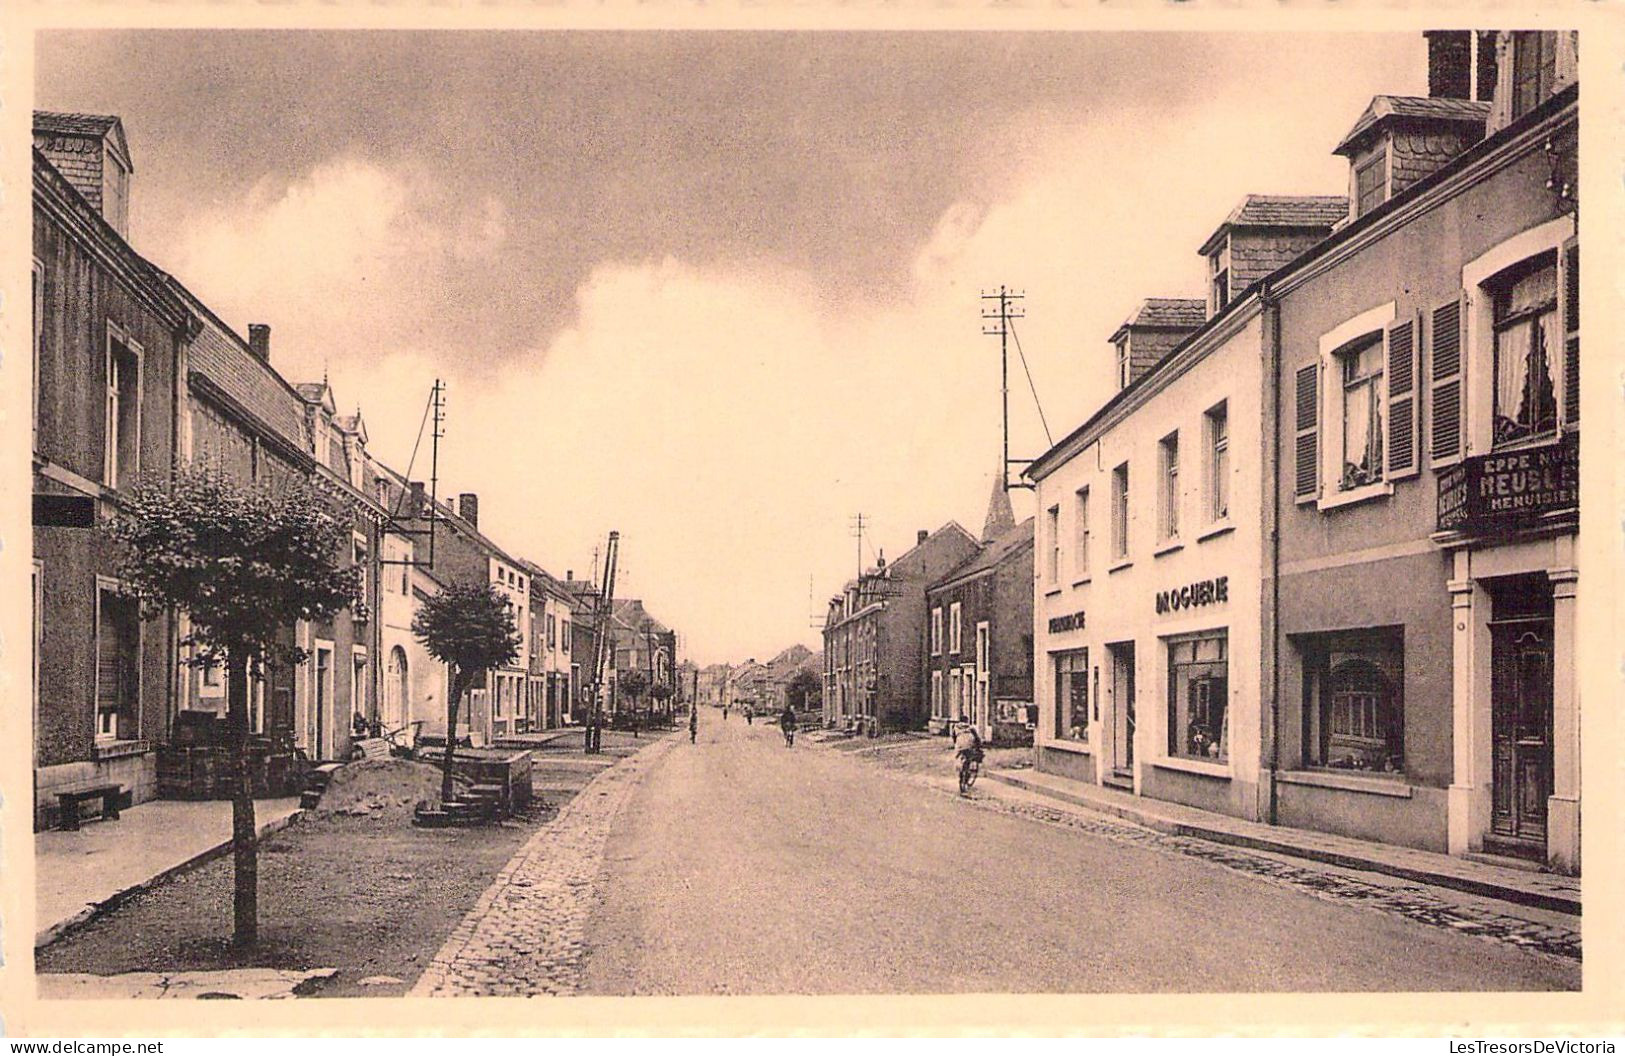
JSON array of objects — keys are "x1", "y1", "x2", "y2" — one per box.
[
  {"x1": 953, "y1": 720, "x2": 984, "y2": 795},
  {"x1": 779, "y1": 703, "x2": 798, "y2": 747}
]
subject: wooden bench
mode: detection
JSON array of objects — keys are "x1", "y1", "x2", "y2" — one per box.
[
  {"x1": 349, "y1": 736, "x2": 391, "y2": 761},
  {"x1": 56, "y1": 784, "x2": 125, "y2": 831}
]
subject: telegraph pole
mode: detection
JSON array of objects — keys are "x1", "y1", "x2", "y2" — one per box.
[
  {"x1": 982, "y1": 287, "x2": 1025, "y2": 491},
  {"x1": 849, "y1": 512, "x2": 867, "y2": 580}
]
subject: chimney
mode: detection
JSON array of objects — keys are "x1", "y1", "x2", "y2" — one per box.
[
  {"x1": 567, "y1": 570, "x2": 574, "y2": 581},
  {"x1": 918, "y1": 529, "x2": 930, "y2": 546},
  {"x1": 409, "y1": 481, "x2": 426, "y2": 515},
  {"x1": 33, "y1": 112, "x2": 133, "y2": 238},
  {"x1": 458, "y1": 492, "x2": 480, "y2": 528},
  {"x1": 248, "y1": 324, "x2": 271, "y2": 362},
  {"x1": 1425, "y1": 31, "x2": 1472, "y2": 99}
]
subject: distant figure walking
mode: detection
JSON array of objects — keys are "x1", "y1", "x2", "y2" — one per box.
[
  {"x1": 745, "y1": 706, "x2": 754, "y2": 726},
  {"x1": 689, "y1": 705, "x2": 698, "y2": 744},
  {"x1": 723, "y1": 704, "x2": 730, "y2": 722},
  {"x1": 779, "y1": 703, "x2": 797, "y2": 748}
]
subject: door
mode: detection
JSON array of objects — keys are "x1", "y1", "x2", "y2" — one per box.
[
  {"x1": 1490, "y1": 618, "x2": 1553, "y2": 848},
  {"x1": 1109, "y1": 641, "x2": 1136, "y2": 776}
]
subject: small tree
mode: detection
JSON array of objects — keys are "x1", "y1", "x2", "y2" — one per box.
[
  {"x1": 411, "y1": 582, "x2": 521, "y2": 803},
  {"x1": 106, "y1": 467, "x2": 359, "y2": 948},
  {"x1": 648, "y1": 682, "x2": 673, "y2": 722},
  {"x1": 618, "y1": 668, "x2": 649, "y2": 721},
  {"x1": 787, "y1": 670, "x2": 822, "y2": 714}
]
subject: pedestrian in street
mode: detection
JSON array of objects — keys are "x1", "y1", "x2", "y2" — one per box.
[
  {"x1": 689, "y1": 705, "x2": 698, "y2": 744},
  {"x1": 779, "y1": 703, "x2": 797, "y2": 748},
  {"x1": 723, "y1": 703, "x2": 730, "y2": 722},
  {"x1": 745, "y1": 706, "x2": 754, "y2": 726}
]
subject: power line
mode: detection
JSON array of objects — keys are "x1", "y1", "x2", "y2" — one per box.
[{"x1": 1006, "y1": 314, "x2": 1054, "y2": 447}]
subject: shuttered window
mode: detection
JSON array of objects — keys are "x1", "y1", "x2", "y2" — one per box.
[
  {"x1": 1561, "y1": 240, "x2": 1579, "y2": 428},
  {"x1": 1429, "y1": 298, "x2": 1464, "y2": 465},
  {"x1": 1385, "y1": 317, "x2": 1419, "y2": 479},
  {"x1": 1293, "y1": 363, "x2": 1319, "y2": 500}
]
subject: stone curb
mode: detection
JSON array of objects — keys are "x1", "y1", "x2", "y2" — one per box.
[
  {"x1": 985, "y1": 770, "x2": 1580, "y2": 917},
  {"x1": 35, "y1": 809, "x2": 306, "y2": 950}
]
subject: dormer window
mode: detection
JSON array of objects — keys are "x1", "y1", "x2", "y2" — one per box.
[
  {"x1": 1354, "y1": 148, "x2": 1388, "y2": 218},
  {"x1": 1115, "y1": 339, "x2": 1130, "y2": 390},
  {"x1": 1208, "y1": 245, "x2": 1231, "y2": 314}
]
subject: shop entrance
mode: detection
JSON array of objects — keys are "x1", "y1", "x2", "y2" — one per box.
[
  {"x1": 1487, "y1": 575, "x2": 1554, "y2": 857},
  {"x1": 1108, "y1": 641, "x2": 1136, "y2": 781}
]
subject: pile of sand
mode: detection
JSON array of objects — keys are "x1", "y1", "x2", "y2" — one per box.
[{"x1": 312, "y1": 758, "x2": 459, "y2": 819}]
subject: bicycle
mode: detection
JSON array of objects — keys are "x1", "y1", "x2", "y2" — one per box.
[
  {"x1": 782, "y1": 726, "x2": 795, "y2": 747},
  {"x1": 957, "y1": 750, "x2": 982, "y2": 795}
]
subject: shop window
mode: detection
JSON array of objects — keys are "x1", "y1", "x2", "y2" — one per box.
[
  {"x1": 1167, "y1": 632, "x2": 1228, "y2": 762},
  {"x1": 1490, "y1": 253, "x2": 1558, "y2": 448},
  {"x1": 1053, "y1": 649, "x2": 1089, "y2": 742},
  {"x1": 1338, "y1": 333, "x2": 1385, "y2": 489},
  {"x1": 1301, "y1": 628, "x2": 1405, "y2": 774},
  {"x1": 1205, "y1": 402, "x2": 1229, "y2": 522}
]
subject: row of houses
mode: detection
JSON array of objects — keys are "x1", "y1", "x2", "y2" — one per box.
[
  {"x1": 1022, "y1": 31, "x2": 1581, "y2": 874},
  {"x1": 28, "y1": 109, "x2": 680, "y2": 828},
  {"x1": 699, "y1": 645, "x2": 824, "y2": 716},
  {"x1": 819, "y1": 477, "x2": 1038, "y2": 745}
]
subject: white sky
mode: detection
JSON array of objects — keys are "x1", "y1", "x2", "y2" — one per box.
[{"x1": 38, "y1": 30, "x2": 1425, "y2": 664}]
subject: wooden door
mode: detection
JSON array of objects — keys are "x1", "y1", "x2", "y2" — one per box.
[{"x1": 1490, "y1": 619, "x2": 1553, "y2": 846}]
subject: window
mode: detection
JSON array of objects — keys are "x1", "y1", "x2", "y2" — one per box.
[
  {"x1": 1111, "y1": 463, "x2": 1130, "y2": 560},
  {"x1": 1490, "y1": 254, "x2": 1559, "y2": 448},
  {"x1": 1073, "y1": 487, "x2": 1090, "y2": 577},
  {"x1": 547, "y1": 613, "x2": 557, "y2": 649},
  {"x1": 1511, "y1": 31, "x2": 1557, "y2": 120},
  {"x1": 32, "y1": 260, "x2": 43, "y2": 449},
  {"x1": 931, "y1": 670, "x2": 944, "y2": 719},
  {"x1": 1167, "y1": 632, "x2": 1228, "y2": 762},
  {"x1": 1115, "y1": 340, "x2": 1130, "y2": 390},
  {"x1": 352, "y1": 534, "x2": 369, "y2": 614},
  {"x1": 949, "y1": 669, "x2": 962, "y2": 721},
  {"x1": 353, "y1": 651, "x2": 368, "y2": 724},
  {"x1": 1158, "y1": 433, "x2": 1180, "y2": 541},
  {"x1": 562, "y1": 622, "x2": 571, "y2": 654},
  {"x1": 1045, "y1": 505, "x2": 1060, "y2": 585},
  {"x1": 1205, "y1": 402, "x2": 1229, "y2": 522},
  {"x1": 949, "y1": 602, "x2": 963, "y2": 654},
  {"x1": 1301, "y1": 628, "x2": 1404, "y2": 774},
  {"x1": 1209, "y1": 245, "x2": 1231, "y2": 314},
  {"x1": 930, "y1": 607, "x2": 943, "y2": 655},
  {"x1": 95, "y1": 584, "x2": 140, "y2": 743},
  {"x1": 1354, "y1": 149, "x2": 1387, "y2": 218},
  {"x1": 1053, "y1": 649, "x2": 1088, "y2": 742},
  {"x1": 1338, "y1": 333, "x2": 1385, "y2": 489},
  {"x1": 103, "y1": 329, "x2": 141, "y2": 489}
]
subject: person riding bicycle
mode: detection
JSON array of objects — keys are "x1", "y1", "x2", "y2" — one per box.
[
  {"x1": 953, "y1": 720, "x2": 984, "y2": 793},
  {"x1": 779, "y1": 703, "x2": 798, "y2": 746}
]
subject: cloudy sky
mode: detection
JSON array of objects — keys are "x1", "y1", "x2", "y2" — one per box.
[{"x1": 38, "y1": 30, "x2": 1424, "y2": 664}]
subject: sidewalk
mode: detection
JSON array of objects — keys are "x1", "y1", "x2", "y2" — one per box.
[
  {"x1": 985, "y1": 766, "x2": 1580, "y2": 916},
  {"x1": 36, "y1": 796, "x2": 303, "y2": 949}
]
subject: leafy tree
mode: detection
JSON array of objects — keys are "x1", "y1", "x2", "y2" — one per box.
[
  {"x1": 648, "y1": 681, "x2": 674, "y2": 721},
  {"x1": 106, "y1": 467, "x2": 359, "y2": 948},
  {"x1": 618, "y1": 668, "x2": 649, "y2": 719},
  {"x1": 411, "y1": 582, "x2": 521, "y2": 802},
  {"x1": 787, "y1": 670, "x2": 822, "y2": 713}
]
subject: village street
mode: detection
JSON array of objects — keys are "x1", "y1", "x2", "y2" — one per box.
[{"x1": 561, "y1": 720, "x2": 1580, "y2": 994}]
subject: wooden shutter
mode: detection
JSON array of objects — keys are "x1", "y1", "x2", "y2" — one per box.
[
  {"x1": 1560, "y1": 239, "x2": 1579, "y2": 428},
  {"x1": 1385, "y1": 316, "x2": 1419, "y2": 479},
  {"x1": 1429, "y1": 298, "x2": 1464, "y2": 465},
  {"x1": 1293, "y1": 362, "x2": 1319, "y2": 500}
]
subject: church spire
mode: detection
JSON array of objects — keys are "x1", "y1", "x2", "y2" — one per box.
[{"x1": 982, "y1": 467, "x2": 1016, "y2": 542}]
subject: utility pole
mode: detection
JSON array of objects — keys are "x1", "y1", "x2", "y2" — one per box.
[
  {"x1": 982, "y1": 287, "x2": 1039, "y2": 490},
  {"x1": 586, "y1": 531, "x2": 619, "y2": 754},
  {"x1": 849, "y1": 513, "x2": 867, "y2": 581}
]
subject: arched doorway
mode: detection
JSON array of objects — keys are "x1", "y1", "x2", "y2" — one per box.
[{"x1": 384, "y1": 646, "x2": 409, "y2": 730}]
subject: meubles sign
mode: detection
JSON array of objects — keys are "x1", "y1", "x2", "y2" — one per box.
[{"x1": 1437, "y1": 435, "x2": 1579, "y2": 533}]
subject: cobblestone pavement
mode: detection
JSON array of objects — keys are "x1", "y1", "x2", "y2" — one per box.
[
  {"x1": 408, "y1": 735, "x2": 679, "y2": 997},
  {"x1": 843, "y1": 738, "x2": 1580, "y2": 965}
]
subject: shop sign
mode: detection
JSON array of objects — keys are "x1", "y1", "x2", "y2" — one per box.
[
  {"x1": 1437, "y1": 435, "x2": 1579, "y2": 534},
  {"x1": 1155, "y1": 576, "x2": 1228, "y2": 615},
  {"x1": 33, "y1": 494, "x2": 96, "y2": 528},
  {"x1": 1047, "y1": 610, "x2": 1086, "y2": 634}
]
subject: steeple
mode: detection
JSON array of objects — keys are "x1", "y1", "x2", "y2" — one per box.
[{"x1": 982, "y1": 468, "x2": 1016, "y2": 542}]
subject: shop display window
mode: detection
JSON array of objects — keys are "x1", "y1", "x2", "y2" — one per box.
[
  {"x1": 1053, "y1": 649, "x2": 1088, "y2": 742},
  {"x1": 1167, "y1": 632, "x2": 1228, "y2": 762},
  {"x1": 1300, "y1": 627, "x2": 1405, "y2": 774}
]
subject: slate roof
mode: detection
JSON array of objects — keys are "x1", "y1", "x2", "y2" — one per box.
[
  {"x1": 34, "y1": 111, "x2": 132, "y2": 168},
  {"x1": 1198, "y1": 195, "x2": 1349, "y2": 256},
  {"x1": 1127, "y1": 298, "x2": 1207, "y2": 329},
  {"x1": 931, "y1": 517, "x2": 1035, "y2": 593},
  {"x1": 612, "y1": 598, "x2": 671, "y2": 636},
  {"x1": 1334, "y1": 95, "x2": 1492, "y2": 156}
]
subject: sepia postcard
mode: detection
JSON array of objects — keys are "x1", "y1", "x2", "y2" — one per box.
[{"x1": 1, "y1": 0, "x2": 1621, "y2": 1039}]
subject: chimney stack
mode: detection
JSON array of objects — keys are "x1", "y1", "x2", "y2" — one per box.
[
  {"x1": 409, "y1": 481, "x2": 426, "y2": 515},
  {"x1": 458, "y1": 492, "x2": 480, "y2": 528},
  {"x1": 1424, "y1": 31, "x2": 1472, "y2": 99},
  {"x1": 918, "y1": 529, "x2": 930, "y2": 546},
  {"x1": 248, "y1": 324, "x2": 271, "y2": 362}
]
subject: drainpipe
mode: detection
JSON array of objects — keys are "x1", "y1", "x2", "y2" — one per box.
[{"x1": 1259, "y1": 282, "x2": 1283, "y2": 827}]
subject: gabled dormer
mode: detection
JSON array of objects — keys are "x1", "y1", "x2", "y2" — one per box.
[
  {"x1": 335, "y1": 410, "x2": 369, "y2": 490},
  {"x1": 1197, "y1": 196, "x2": 1347, "y2": 318},
  {"x1": 33, "y1": 111, "x2": 133, "y2": 238},
  {"x1": 1333, "y1": 96, "x2": 1490, "y2": 222},
  {"x1": 1109, "y1": 298, "x2": 1205, "y2": 390}
]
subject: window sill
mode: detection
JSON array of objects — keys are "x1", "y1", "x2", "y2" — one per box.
[
  {"x1": 1277, "y1": 769, "x2": 1413, "y2": 798},
  {"x1": 1043, "y1": 587, "x2": 1063, "y2": 598},
  {"x1": 1153, "y1": 539, "x2": 1184, "y2": 558},
  {"x1": 1107, "y1": 558, "x2": 1133, "y2": 575},
  {"x1": 1151, "y1": 755, "x2": 1231, "y2": 779},
  {"x1": 1317, "y1": 480, "x2": 1394, "y2": 512},
  {"x1": 1070, "y1": 575, "x2": 1092, "y2": 588},
  {"x1": 1044, "y1": 739, "x2": 1092, "y2": 755},
  {"x1": 1196, "y1": 520, "x2": 1235, "y2": 543}
]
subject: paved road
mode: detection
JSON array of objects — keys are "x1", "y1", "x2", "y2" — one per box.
[{"x1": 581, "y1": 716, "x2": 1577, "y2": 994}]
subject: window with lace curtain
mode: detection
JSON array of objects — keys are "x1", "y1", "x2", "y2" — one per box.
[{"x1": 1490, "y1": 254, "x2": 1558, "y2": 448}]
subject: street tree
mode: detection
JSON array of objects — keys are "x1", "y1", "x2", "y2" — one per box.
[
  {"x1": 105, "y1": 467, "x2": 360, "y2": 948},
  {"x1": 411, "y1": 582, "x2": 521, "y2": 803},
  {"x1": 619, "y1": 668, "x2": 649, "y2": 722},
  {"x1": 648, "y1": 682, "x2": 673, "y2": 722},
  {"x1": 787, "y1": 671, "x2": 822, "y2": 714}
]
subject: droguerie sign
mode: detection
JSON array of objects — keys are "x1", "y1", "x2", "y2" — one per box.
[
  {"x1": 1436, "y1": 437, "x2": 1579, "y2": 533},
  {"x1": 1155, "y1": 576, "x2": 1228, "y2": 615}
]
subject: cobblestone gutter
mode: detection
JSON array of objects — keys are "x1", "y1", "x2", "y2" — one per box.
[{"x1": 408, "y1": 736, "x2": 679, "y2": 997}]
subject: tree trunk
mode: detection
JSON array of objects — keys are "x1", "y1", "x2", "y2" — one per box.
[
  {"x1": 441, "y1": 672, "x2": 465, "y2": 805},
  {"x1": 226, "y1": 649, "x2": 257, "y2": 949}
]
